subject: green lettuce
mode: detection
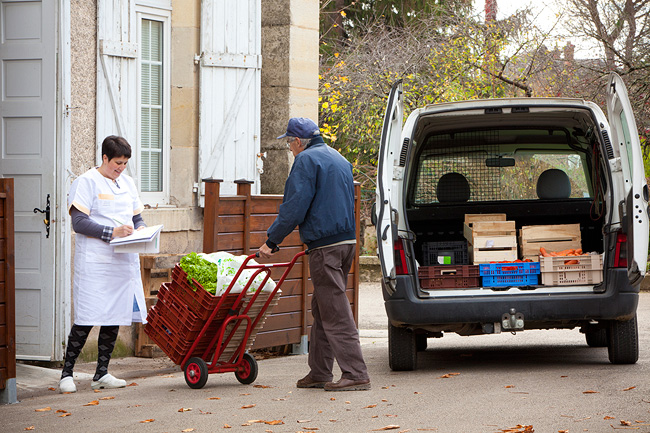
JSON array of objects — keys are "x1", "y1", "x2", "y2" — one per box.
[{"x1": 179, "y1": 252, "x2": 219, "y2": 294}]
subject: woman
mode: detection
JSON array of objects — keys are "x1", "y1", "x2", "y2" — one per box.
[{"x1": 59, "y1": 135, "x2": 148, "y2": 393}]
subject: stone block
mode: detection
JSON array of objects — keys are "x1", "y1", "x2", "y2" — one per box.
[
  {"x1": 260, "y1": 148, "x2": 294, "y2": 194},
  {"x1": 172, "y1": 0, "x2": 200, "y2": 28},
  {"x1": 289, "y1": 0, "x2": 319, "y2": 30},
  {"x1": 169, "y1": 145, "x2": 198, "y2": 208},
  {"x1": 261, "y1": 26, "x2": 291, "y2": 88},
  {"x1": 171, "y1": 86, "x2": 198, "y2": 147},
  {"x1": 261, "y1": 0, "x2": 291, "y2": 26},
  {"x1": 171, "y1": 27, "x2": 199, "y2": 89},
  {"x1": 289, "y1": 27, "x2": 319, "y2": 89}
]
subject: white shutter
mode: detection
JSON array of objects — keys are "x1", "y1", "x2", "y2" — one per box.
[
  {"x1": 198, "y1": 0, "x2": 262, "y2": 200},
  {"x1": 97, "y1": 0, "x2": 139, "y2": 181}
]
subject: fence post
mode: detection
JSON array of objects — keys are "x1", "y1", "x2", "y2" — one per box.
[
  {"x1": 353, "y1": 182, "x2": 361, "y2": 325},
  {"x1": 235, "y1": 179, "x2": 254, "y2": 254},
  {"x1": 0, "y1": 178, "x2": 16, "y2": 404},
  {"x1": 202, "y1": 178, "x2": 222, "y2": 253}
]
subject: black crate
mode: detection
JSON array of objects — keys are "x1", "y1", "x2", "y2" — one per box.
[{"x1": 421, "y1": 241, "x2": 468, "y2": 266}]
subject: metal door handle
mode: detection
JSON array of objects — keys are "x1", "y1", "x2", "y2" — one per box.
[{"x1": 33, "y1": 194, "x2": 51, "y2": 238}]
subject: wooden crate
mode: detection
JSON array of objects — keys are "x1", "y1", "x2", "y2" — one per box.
[
  {"x1": 135, "y1": 254, "x2": 184, "y2": 357},
  {"x1": 464, "y1": 213, "x2": 507, "y2": 227},
  {"x1": 519, "y1": 224, "x2": 581, "y2": 262},
  {"x1": 464, "y1": 219, "x2": 517, "y2": 264}
]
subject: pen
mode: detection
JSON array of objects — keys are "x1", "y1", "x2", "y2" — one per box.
[{"x1": 112, "y1": 217, "x2": 126, "y2": 226}]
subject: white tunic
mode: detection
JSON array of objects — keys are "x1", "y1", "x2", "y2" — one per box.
[{"x1": 68, "y1": 168, "x2": 148, "y2": 326}]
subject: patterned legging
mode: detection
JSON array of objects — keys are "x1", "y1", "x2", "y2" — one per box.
[{"x1": 61, "y1": 325, "x2": 119, "y2": 381}]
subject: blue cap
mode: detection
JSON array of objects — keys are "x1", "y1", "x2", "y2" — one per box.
[{"x1": 276, "y1": 117, "x2": 320, "y2": 139}]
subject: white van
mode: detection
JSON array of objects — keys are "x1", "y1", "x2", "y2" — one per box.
[{"x1": 374, "y1": 73, "x2": 648, "y2": 371}]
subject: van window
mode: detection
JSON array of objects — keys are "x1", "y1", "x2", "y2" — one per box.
[{"x1": 412, "y1": 148, "x2": 591, "y2": 204}]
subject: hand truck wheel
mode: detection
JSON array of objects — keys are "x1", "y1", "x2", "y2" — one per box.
[
  {"x1": 235, "y1": 352, "x2": 258, "y2": 385},
  {"x1": 184, "y1": 357, "x2": 209, "y2": 389}
]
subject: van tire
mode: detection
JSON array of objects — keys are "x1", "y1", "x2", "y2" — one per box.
[
  {"x1": 389, "y1": 322, "x2": 417, "y2": 371},
  {"x1": 585, "y1": 329, "x2": 608, "y2": 347},
  {"x1": 607, "y1": 314, "x2": 638, "y2": 364}
]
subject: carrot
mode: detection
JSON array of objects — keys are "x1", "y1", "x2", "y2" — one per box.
[
  {"x1": 540, "y1": 247, "x2": 550, "y2": 257},
  {"x1": 564, "y1": 259, "x2": 579, "y2": 265}
]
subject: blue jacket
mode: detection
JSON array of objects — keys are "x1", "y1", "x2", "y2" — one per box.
[{"x1": 266, "y1": 136, "x2": 356, "y2": 250}]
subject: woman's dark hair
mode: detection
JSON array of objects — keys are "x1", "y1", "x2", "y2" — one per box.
[{"x1": 101, "y1": 135, "x2": 132, "y2": 161}]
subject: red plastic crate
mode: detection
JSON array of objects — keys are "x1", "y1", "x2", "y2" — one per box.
[
  {"x1": 157, "y1": 283, "x2": 202, "y2": 330},
  {"x1": 170, "y1": 264, "x2": 239, "y2": 321},
  {"x1": 144, "y1": 307, "x2": 213, "y2": 364},
  {"x1": 418, "y1": 265, "x2": 480, "y2": 289}
]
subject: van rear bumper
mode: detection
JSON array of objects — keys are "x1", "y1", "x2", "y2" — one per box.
[{"x1": 383, "y1": 269, "x2": 639, "y2": 327}]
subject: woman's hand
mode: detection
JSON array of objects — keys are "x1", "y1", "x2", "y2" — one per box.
[{"x1": 112, "y1": 224, "x2": 134, "y2": 239}]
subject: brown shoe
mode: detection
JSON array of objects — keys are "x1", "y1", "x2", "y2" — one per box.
[
  {"x1": 324, "y1": 378, "x2": 371, "y2": 391},
  {"x1": 296, "y1": 375, "x2": 328, "y2": 389}
]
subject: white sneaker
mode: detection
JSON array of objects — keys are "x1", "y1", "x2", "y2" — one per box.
[
  {"x1": 91, "y1": 373, "x2": 127, "y2": 390},
  {"x1": 59, "y1": 376, "x2": 77, "y2": 394}
]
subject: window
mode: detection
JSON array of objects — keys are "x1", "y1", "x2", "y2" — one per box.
[
  {"x1": 412, "y1": 133, "x2": 592, "y2": 204},
  {"x1": 137, "y1": 5, "x2": 170, "y2": 205}
]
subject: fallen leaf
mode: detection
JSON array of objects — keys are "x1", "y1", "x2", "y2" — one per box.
[
  {"x1": 99, "y1": 396, "x2": 115, "y2": 400},
  {"x1": 24, "y1": 427, "x2": 35, "y2": 431},
  {"x1": 621, "y1": 421, "x2": 632, "y2": 426},
  {"x1": 84, "y1": 401, "x2": 99, "y2": 406},
  {"x1": 140, "y1": 419, "x2": 154, "y2": 423},
  {"x1": 560, "y1": 375, "x2": 568, "y2": 378},
  {"x1": 94, "y1": 389, "x2": 101, "y2": 393},
  {"x1": 297, "y1": 420, "x2": 312, "y2": 423},
  {"x1": 223, "y1": 424, "x2": 231, "y2": 429},
  {"x1": 414, "y1": 392, "x2": 420, "y2": 394},
  {"x1": 199, "y1": 410, "x2": 213, "y2": 415},
  {"x1": 437, "y1": 373, "x2": 460, "y2": 379},
  {"x1": 330, "y1": 397, "x2": 336, "y2": 401},
  {"x1": 241, "y1": 404, "x2": 255, "y2": 409},
  {"x1": 35, "y1": 407, "x2": 51, "y2": 412},
  {"x1": 605, "y1": 416, "x2": 616, "y2": 420},
  {"x1": 622, "y1": 386, "x2": 636, "y2": 391},
  {"x1": 59, "y1": 413, "x2": 71, "y2": 418},
  {"x1": 505, "y1": 385, "x2": 515, "y2": 388},
  {"x1": 382, "y1": 399, "x2": 388, "y2": 402},
  {"x1": 558, "y1": 430, "x2": 568, "y2": 433},
  {"x1": 265, "y1": 420, "x2": 284, "y2": 425},
  {"x1": 178, "y1": 408, "x2": 192, "y2": 412},
  {"x1": 364, "y1": 404, "x2": 377, "y2": 408},
  {"x1": 55, "y1": 409, "x2": 67, "y2": 413},
  {"x1": 127, "y1": 382, "x2": 138, "y2": 387},
  {"x1": 386, "y1": 414, "x2": 398, "y2": 417},
  {"x1": 241, "y1": 423, "x2": 252, "y2": 426},
  {"x1": 48, "y1": 387, "x2": 56, "y2": 391},
  {"x1": 207, "y1": 397, "x2": 221, "y2": 400},
  {"x1": 582, "y1": 390, "x2": 599, "y2": 394},
  {"x1": 254, "y1": 384, "x2": 272, "y2": 388},
  {"x1": 181, "y1": 429, "x2": 195, "y2": 432},
  {"x1": 372, "y1": 426, "x2": 400, "y2": 431}
]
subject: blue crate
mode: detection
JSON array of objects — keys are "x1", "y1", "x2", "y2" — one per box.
[
  {"x1": 482, "y1": 273, "x2": 539, "y2": 287},
  {"x1": 479, "y1": 262, "x2": 540, "y2": 276},
  {"x1": 479, "y1": 262, "x2": 540, "y2": 287}
]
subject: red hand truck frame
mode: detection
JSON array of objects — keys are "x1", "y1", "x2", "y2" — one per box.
[{"x1": 181, "y1": 251, "x2": 305, "y2": 389}]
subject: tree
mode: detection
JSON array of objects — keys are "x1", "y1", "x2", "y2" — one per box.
[{"x1": 561, "y1": 0, "x2": 650, "y2": 158}]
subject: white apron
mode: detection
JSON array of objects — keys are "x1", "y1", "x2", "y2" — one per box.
[{"x1": 68, "y1": 168, "x2": 147, "y2": 326}]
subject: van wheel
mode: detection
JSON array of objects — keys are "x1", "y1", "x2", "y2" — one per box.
[
  {"x1": 585, "y1": 329, "x2": 608, "y2": 347},
  {"x1": 416, "y1": 334, "x2": 428, "y2": 352},
  {"x1": 388, "y1": 322, "x2": 417, "y2": 371},
  {"x1": 607, "y1": 314, "x2": 638, "y2": 364}
]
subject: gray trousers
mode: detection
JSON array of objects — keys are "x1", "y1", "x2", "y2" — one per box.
[{"x1": 307, "y1": 243, "x2": 369, "y2": 382}]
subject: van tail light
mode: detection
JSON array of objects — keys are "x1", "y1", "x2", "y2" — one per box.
[
  {"x1": 394, "y1": 239, "x2": 408, "y2": 275},
  {"x1": 614, "y1": 231, "x2": 628, "y2": 268}
]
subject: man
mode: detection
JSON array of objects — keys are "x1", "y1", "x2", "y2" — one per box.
[{"x1": 258, "y1": 117, "x2": 370, "y2": 391}]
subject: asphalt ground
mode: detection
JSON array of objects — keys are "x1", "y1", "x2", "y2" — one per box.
[{"x1": 4, "y1": 283, "x2": 650, "y2": 433}]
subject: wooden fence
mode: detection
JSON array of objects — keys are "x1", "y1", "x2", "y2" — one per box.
[
  {"x1": 203, "y1": 179, "x2": 361, "y2": 350},
  {"x1": 0, "y1": 179, "x2": 15, "y2": 397}
]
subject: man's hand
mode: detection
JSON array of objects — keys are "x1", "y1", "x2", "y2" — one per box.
[{"x1": 258, "y1": 243, "x2": 274, "y2": 258}]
